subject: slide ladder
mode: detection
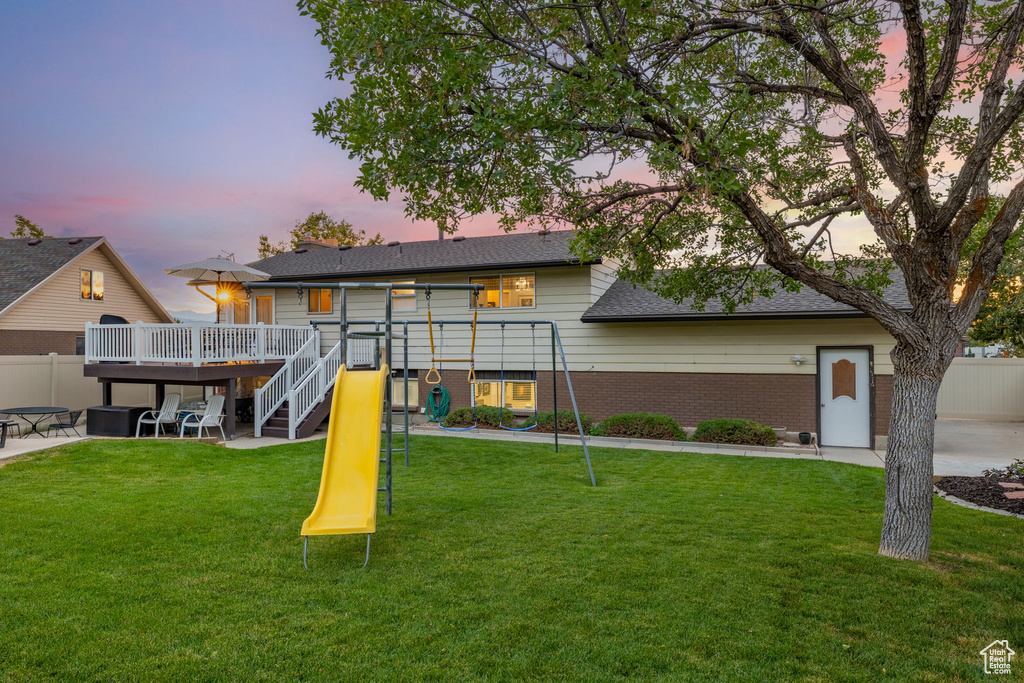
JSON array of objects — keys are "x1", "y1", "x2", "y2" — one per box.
[{"x1": 300, "y1": 363, "x2": 389, "y2": 567}]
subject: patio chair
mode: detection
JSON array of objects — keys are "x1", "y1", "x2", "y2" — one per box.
[
  {"x1": 179, "y1": 394, "x2": 226, "y2": 440},
  {"x1": 135, "y1": 393, "x2": 182, "y2": 437},
  {"x1": 0, "y1": 419, "x2": 20, "y2": 448},
  {"x1": 47, "y1": 410, "x2": 83, "y2": 438}
]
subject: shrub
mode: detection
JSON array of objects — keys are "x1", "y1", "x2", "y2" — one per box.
[
  {"x1": 591, "y1": 413, "x2": 687, "y2": 441},
  {"x1": 441, "y1": 405, "x2": 515, "y2": 429},
  {"x1": 983, "y1": 459, "x2": 1024, "y2": 481},
  {"x1": 520, "y1": 410, "x2": 593, "y2": 434},
  {"x1": 692, "y1": 418, "x2": 778, "y2": 446}
]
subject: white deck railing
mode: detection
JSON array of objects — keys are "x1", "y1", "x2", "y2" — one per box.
[
  {"x1": 288, "y1": 342, "x2": 344, "y2": 439},
  {"x1": 84, "y1": 322, "x2": 315, "y2": 367},
  {"x1": 253, "y1": 333, "x2": 320, "y2": 437}
]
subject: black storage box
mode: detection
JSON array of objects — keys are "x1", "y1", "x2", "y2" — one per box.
[{"x1": 87, "y1": 405, "x2": 151, "y2": 437}]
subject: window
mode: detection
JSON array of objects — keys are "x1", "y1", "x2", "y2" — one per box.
[
  {"x1": 75, "y1": 336, "x2": 85, "y2": 355},
  {"x1": 255, "y1": 295, "x2": 274, "y2": 324},
  {"x1": 307, "y1": 288, "x2": 332, "y2": 314},
  {"x1": 80, "y1": 269, "x2": 104, "y2": 301},
  {"x1": 473, "y1": 377, "x2": 536, "y2": 411},
  {"x1": 232, "y1": 298, "x2": 250, "y2": 325},
  {"x1": 392, "y1": 370, "x2": 418, "y2": 407},
  {"x1": 469, "y1": 274, "x2": 535, "y2": 309},
  {"x1": 391, "y1": 280, "x2": 416, "y2": 311}
]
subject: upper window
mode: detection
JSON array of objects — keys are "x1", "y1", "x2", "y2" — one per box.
[
  {"x1": 80, "y1": 269, "x2": 104, "y2": 301},
  {"x1": 307, "y1": 288, "x2": 332, "y2": 314},
  {"x1": 392, "y1": 280, "x2": 416, "y2": 311},
  {"x1": 469, "y1": 273, "x2": 535, "y2": 309}
]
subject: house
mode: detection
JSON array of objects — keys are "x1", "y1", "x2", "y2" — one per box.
[
  {"x1": 0, "y1": 236, "x2": 173, "y2": 354},
  {"x1": 241, "y1": 230, "x2": 908, "y2": 448}
]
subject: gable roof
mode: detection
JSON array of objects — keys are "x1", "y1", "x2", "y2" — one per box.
[
  {"x1": 0, "y1": 237, "x2": 104, "y2": 312},
  {"x1": 582, "y1": 271, "x2": 913, "y2": 322},
  {"x1": 0, "y1": 236, "x2": 173, "y2": 322},
  {"x1": 249, "y1": 230, "x2": 596, "y2": 280}
]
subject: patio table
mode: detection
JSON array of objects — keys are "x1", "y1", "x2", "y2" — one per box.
[{"x1": 0, "y1": 407, "x2": 69, "y2": 438}]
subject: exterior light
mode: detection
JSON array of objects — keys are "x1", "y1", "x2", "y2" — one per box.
[{"x1": 791, "y1": 355, "x2": 807, "y2": 366}]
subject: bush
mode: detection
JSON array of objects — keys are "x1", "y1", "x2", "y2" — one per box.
[
  {"x1": 983, "y1": 459, "x2": 1024, "y2": 481},
  {"x1": 591, "y1": 413, "x2": 687, "y2": 441},
  {"x1": 441, "y1": 405, "x2": 515, "y2": 429},
  {"x1": 692, "y1": 418, "x2": 778, "y2": 446},
  {"x1": 520, "y1": 410, "x2": 593, "y2": 434}
]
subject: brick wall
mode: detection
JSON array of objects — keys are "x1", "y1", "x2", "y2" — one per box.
[
  {"x1": 0, "y1": 329, "x2": 80, "y2": 355},
  {"x1": 420, "y1": 368, "x2": 895, "y2": 436}
]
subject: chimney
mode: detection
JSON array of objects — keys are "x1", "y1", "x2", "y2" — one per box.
[{"x1": 294, "y1": 236, "x2": 339, "y2": 250}]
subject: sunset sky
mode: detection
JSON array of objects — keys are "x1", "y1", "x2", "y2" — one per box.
[{"x1": 0, "y1": 0, "x2": 501, "y2": 312}]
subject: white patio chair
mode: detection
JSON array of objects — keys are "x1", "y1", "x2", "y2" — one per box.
[
  {"x1": 135, "y1": 393, "x2": 182, "y2": 437},
  {"x1": 179, "y1": 394, "x2": 226, "y2": 440}
]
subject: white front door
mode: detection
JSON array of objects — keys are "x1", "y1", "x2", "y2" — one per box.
[{"x1": 819, "y1": 348, "x2": 872, "y2": 448}]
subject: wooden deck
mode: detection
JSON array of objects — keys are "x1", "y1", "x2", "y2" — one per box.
[{"x1": 84, "y1": 361, "x2": 284, "y2": 440}]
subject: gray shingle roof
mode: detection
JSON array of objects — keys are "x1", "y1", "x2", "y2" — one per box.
[
  {"x1": 249, "y1": 230, "x2": 595, "y2": 280},
  {"x1": 0, "y1": 237, "x2": 104, "y2": 313},
  {"x1": 582, "y1": 271, "x2": 912, "y2": 321}
]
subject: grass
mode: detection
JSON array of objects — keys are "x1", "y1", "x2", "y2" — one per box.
[{"x1": 1, "y1": 437, "x2": 1022, "y2": 681}]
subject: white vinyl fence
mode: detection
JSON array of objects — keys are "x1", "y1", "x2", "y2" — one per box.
[
  {"x1": 0, "y1": 354, "x2": 203, "y2": 430},
  {"x1": 937, "y1": 357, "x2": 1024, "y2": 421}
]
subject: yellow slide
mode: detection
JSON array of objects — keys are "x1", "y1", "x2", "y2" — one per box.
[{"x1": 301, "y1": 364, "x2": 389, "y2": 540}]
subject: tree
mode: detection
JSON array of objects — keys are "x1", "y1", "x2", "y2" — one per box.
[
  {"x1": 258, "y1": 211, "x2": 384, "y2": 258},
  {"x1": 8, "y1": 215, "x2": 52, "y2": 239},
  {"x1": 299, "y1": 0, "x2": 1024, "y2": 560},
  {"x1": 967, "y1": 219, "x2": 1024, "y2": 355}
]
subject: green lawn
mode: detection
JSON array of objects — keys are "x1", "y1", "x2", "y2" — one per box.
[{"x1": 1, "y1": 437, "x2": 1021, "y2": 681}]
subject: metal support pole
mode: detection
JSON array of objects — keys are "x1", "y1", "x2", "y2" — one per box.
[
  {"x1": 384, "y1": 290, "x2": 393, "y2": 515},
  {"x1": 339, "y1": 288, "x2": 347, "y2": 368},
  {"x1": 551, "y1": 324, "x2": 558, "y2": 452},
  {"x1": 403, "y1": 321, "x2": 410, "y2": 467},
  {"x1": 553, "y1": 325, "x2": 596, "y2": 487}
]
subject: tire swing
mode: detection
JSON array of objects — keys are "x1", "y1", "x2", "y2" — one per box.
[
  {"x1": 497, "y1": 322, "x2": 539, "y2": 432},
  {"x1": 423, "y1": 287, "x2": 479, "y2": 432}
]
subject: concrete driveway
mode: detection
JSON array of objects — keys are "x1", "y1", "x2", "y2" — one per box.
[{"x1": 931, "y1": 418, "x2": 1023, "y2": 476}]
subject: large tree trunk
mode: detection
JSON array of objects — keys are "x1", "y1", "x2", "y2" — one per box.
[{"x1": 878, "y1": 341, "x2": 953, "y2": 560}]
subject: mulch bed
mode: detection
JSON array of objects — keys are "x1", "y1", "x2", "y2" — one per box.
[{"x1": 935, "y1": 476, "x2": 1024, "y2": 515}]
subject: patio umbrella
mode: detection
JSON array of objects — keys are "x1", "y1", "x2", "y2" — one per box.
[
  {"x1": 164, "y1": 257, "x2": 270, "y2": 284},
  {"x1": 165, "y1": 257, "x2": 270, "y2": 323}
]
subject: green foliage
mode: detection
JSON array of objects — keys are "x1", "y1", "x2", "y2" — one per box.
[
  {"x1": 258, "y1": 210, "x2": 384, "y2": 258},
  {"x1": 442, "y1": 405, "x2": 514, "y2": 429},
  {"x1": 693, "y1": 418, "x2": 778, "y2": 447},
  {"x1": 8, "y1": 214, "x2": 51, "y2": 239},
  {"x1": 591, "y1": 413, "x2": 687, "y2": 441},
  {"x1": 983, "y1": 459, "x2": 1024, "y2": 481},
  {"x1": 520, "y1": 410, "x2": 592, "y2": 434},
  {"x1": 964, "y1": 216, "x2": 1024, "y2": 356}
]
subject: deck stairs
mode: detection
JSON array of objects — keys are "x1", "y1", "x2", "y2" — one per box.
[{"x1": 255, "y1": 334, "x2": 379, "y2": 439}]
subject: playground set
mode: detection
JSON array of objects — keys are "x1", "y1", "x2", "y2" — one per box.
[{"x1": 244, "y1": 280, "x2": 596, "y2": 567}]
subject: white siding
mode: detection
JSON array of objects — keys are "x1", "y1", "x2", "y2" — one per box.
[
  {"x1": 0, "y1": 245, "x2": 166, "y2": 331},
  {"x1": 267, "y1": 265, "x2": 898, "y2": 376}
]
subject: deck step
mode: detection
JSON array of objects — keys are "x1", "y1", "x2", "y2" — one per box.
[
  {"x1": 265, "y1": 416, "x2": 289, "y2": 429},
  {"x1": 261, "y1": 425, "x2": 289, "y2": 438}
]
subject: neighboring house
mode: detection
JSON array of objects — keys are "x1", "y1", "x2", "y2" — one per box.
[
  {"x1": 0, "y1": 237, "x2": 173, "y2": 354},
  {"x1": 248, "y1": 230, "x2": 909, "y2": 448}
]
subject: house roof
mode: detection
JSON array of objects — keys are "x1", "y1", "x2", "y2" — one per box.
[
  {"x1": 582, "y1": 271, "x2": 913, "y2": 322},
  {"x1": 0, "y1": 236, "x2": 173, "y2": 322},
  {"x1": 0, "y1": 237, "x2": 104, "y2": 312},
  {"x1": 249, "y1": 230, "x2": 596, "y2": 281}
]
